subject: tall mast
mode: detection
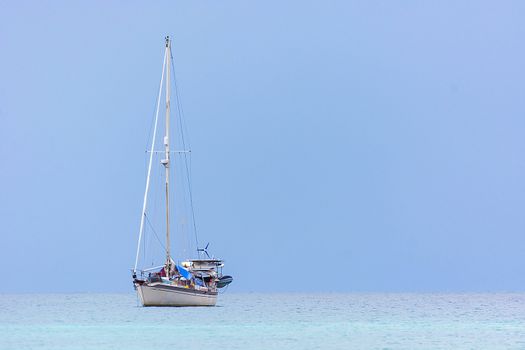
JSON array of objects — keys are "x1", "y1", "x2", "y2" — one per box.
[{"x1": 163, "y1": 36, "x2": 172, "y2": 275}]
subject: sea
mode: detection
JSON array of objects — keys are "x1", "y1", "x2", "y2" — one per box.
[{"x1": 1, "y1": 293, "x2": 524, "y2": 349}]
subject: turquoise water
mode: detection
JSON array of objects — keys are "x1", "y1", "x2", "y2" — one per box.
[{"x1": 1, "y1": 293, "x2": 524, "y2": 349}]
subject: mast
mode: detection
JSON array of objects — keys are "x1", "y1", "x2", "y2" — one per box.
[{"x1": 163, "y1": 36, "x2": 172, "y2": 276}]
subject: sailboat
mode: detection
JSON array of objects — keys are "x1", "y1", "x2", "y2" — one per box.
[{"x1": 132, "y1": 36, "x2": 233, "y2": 306}]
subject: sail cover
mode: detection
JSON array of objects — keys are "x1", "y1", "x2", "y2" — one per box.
[{"x1": 177, "y1": 265, "x2": 193, "y2": 280}]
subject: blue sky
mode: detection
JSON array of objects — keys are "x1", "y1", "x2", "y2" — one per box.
[{"x1": 1, "y1": 1, "x2": 524, "y2": 293}]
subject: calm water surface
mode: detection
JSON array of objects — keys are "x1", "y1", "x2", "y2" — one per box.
[{"x1": 0, "y1": 293, "x2": 524, "y2": 349}]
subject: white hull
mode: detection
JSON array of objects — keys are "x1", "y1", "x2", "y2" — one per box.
[{"x1": 136, "y1": 283, "x2": 217, "y2": 306}]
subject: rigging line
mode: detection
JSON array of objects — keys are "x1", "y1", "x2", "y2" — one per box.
[
  {"x1": 170, "y1": 47, "x2": 200, "y2": 256},
  {"x1": 145, "y1": 213, "x2": 166, "y2": 252},
  {"x1": 145, "y1": 85, "x2": 160, "y2": 182},
  {"x1": 143, "y1": 218, "x2": 146, "y2": 263},
  {"x1": 134, "y1": 47, "x2": 167, "y2": 273},
  {"x1": 172, "y1": 142, "x2": 192, "y2": 259}
]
